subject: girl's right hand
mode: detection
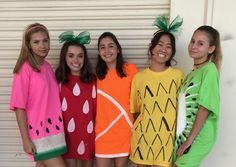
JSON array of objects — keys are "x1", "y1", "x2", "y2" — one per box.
[{"x1": 23, "y1": 139, "x2": 37, "y2": 155}]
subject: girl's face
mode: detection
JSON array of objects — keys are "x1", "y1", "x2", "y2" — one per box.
[
  {"x1": 30, "y1": 31, "x2": 50, "y2": 60},
  {"x1": 98, "y1": 37, "x2": 119, "y2": 68},
  {"x1": 188, "y1": 31, "x2": 215, "y2": 63},
  {"x1": 151, "y1": 35, "x2": 173, "y2": 66},
  {"x1": 66, "y1": 45, "x2": 84, "y2": 76}
]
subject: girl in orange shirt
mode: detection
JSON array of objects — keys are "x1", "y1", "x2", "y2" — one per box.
[{"x1": 95, "y1": 32, "x2": 138, "y2": 167}]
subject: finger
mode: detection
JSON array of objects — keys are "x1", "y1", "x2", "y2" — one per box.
[{"x1": 32, "y1": 146, "x2": 37, "y2": 155}]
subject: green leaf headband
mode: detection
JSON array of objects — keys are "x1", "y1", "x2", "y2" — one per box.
[
  {"x1": 59, "y1": 31, "x2": 91, "y2": 45},
  {"x1": 153, "y1": 15, "x2": 183, "y2": 36}
]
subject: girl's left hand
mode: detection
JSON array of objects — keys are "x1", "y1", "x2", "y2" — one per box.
[{"x1": 176, "y1": 139, "x2": 192, "y2": 157}]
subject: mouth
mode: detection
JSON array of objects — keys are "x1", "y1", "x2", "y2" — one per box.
[
  {"x1": 158, "y1": 53, "x2": 165, "y2": 58},
  {"x1": 104, "y1": 54, "x2": 112, "y2": 58},
  {"x1": 71, "y1": 63, "x2": 80, "y2": 68}
]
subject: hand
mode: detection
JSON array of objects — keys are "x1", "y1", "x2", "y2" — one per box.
[
  {"x1": 176, "y1": 139, "x2": 192, "y2": 157},
  {"x1": 22, "y1": 139, "x2": 37, "y2": 155}
]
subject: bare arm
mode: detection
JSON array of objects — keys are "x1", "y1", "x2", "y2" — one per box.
[
  {"x1": 15, "y1": 108, "x2": 36, "y2": 155},
  {"x1": 177, "y1": 106, "x2": 209, "y2": 156}
]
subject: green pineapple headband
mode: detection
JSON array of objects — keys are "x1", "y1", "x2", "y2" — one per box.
[
  {"x1": 153, "y1": 15, "x2": 183, "y2": 37},
  {"x1": 59, "y1": 31, "x2": 91, "y2": 45}
]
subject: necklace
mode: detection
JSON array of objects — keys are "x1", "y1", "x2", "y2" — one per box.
[{"x1": 194, "y1": 59, "x2": 209, "y2": 66}]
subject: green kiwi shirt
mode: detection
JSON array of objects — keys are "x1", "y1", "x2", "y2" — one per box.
[{"x1": 175, "y1": 62, "x2": 220, "y2": 167}]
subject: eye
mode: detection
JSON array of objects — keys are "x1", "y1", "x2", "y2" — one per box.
[
  {"x1": 166, "y1": 45, "x2": 172, "y2": 49},
  {"x1": 199, "y1": 42, "x2": 204, "y2": 46},
  {"x1": 43, "y1": 39, "x2": 49, "y2": 43},
  {"x1": 67, "y1": 53, "x2": 74, "y2": 58},
  {"x1": 190, "y1": 39, "x2": 195, "y2": 44},
  {"x1": 78, "y1": 54, "x2": 84, "y2": 58},
  {"x1": 99, "y1": 46, "x2": 105, "y2": 50},
  {"x1": 33, "y1": 40, "x2": 39, "y2": 44},
  {"x1": 157, "y1": 43, "x2": 163, "y2": 46}
]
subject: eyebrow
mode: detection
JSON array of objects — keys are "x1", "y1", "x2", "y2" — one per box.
[{"x1": 159, "y1": 40, "x2": 171, "y2": 45}]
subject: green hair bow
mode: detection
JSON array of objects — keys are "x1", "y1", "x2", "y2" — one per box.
[
  {"x1": 59, "y1": 31, "x2": 91, "y2": 45},
  {"x1": 153, "y1": 15, "x2": 183, "y2": 36}
]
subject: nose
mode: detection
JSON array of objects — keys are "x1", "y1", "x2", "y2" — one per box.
[
  {"x1": 162, "y1": 46, "x2": 167, "y2": 52},
  {"x1": 104, "y1": 47, "x2": 110, "y2": 53},
  {"x1": 40, "y1": 41, "x2": 46, "y2": 49}
]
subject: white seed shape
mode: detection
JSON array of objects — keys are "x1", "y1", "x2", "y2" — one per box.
[
  {"x1": 83, "y1": 100, "x2": 89, "y2": 114},
  {"x1": 77, "y1": 140, "x2": 85, "y2": 155},
  {"x1": 92, "y1": 85, "x2": 96, "y2": 98},
  {"x1": 67, "y1": 118, "x2": 75, "y2": 132},
  {"x1": 61, "y1": 97, "x2": 67, "y2": 112},
  {"x1": 87, "y1": 121, "x2": 93, "y2": 133},
  {"x1": 73, "y1": 83, "x2": 80, "y2": 96}
]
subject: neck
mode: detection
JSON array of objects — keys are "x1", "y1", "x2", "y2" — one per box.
[{"x1": 194, "y1": 59, "x2": 208, "y2": 66}]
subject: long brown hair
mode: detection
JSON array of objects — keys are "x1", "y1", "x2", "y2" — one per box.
[
  {"x1": 195, "y1": 25, "x2": 222, "y2": 71},
  {"x1": 13, "y1": 23, "x2": 50, "y2": 73}
]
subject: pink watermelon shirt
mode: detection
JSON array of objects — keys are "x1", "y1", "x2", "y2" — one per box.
[{"x1": 10, "y1": 61, "x2": 67, "y2": 161}]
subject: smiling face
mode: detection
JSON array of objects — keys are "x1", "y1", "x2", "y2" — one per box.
[
  {"x1": 30, "y1": 31, "x2": 50, "y2": 61},
  {"x1": 66, "y1": 45, "x2": 84, "y2": 76},
  {"x1": 98, "y1": 36, "x2": 119, "y2": 69},
  {"x1": 188, "y1": 30, "x2": 216, "y2": 64},
  {"x1": 151, "y1": 35, "x2": 173, "y2": 68}
]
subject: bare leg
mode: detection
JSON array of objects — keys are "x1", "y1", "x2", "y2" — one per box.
[
  {"x1": 35, "y1": 161, "x2": 46, "y2": 167},
  {"x1": 137, "y1": 164, "x2": 148, "y2": 167},
  {"x1": 96, "y1": 157, "x2": 112, "y2": 167},
  {"x1": 42, "y1": 156, "x2": 66, "y2": 167},
  {"x1": 81, "y1": 159, "x2": 94, "y2": 167},
  {"x1": 114, "y1": 156, "x2": 129, "y2": 167},
  {"x1": 65, "y1": 158, "x2": 77, "y2": 167}
]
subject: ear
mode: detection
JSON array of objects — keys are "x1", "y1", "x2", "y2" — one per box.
[{"x1": 208, "y1": 45, "x2": 216, "y2": 54}]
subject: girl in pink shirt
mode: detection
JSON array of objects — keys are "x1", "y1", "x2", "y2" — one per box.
[{"x1": 10, "y1": 23, "x2": 67, "y2": 167}]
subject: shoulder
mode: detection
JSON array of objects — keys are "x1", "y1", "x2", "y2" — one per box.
[
  {"x1": 124, "y1": 63, "x2": 138, "y2": 74},
  {"x1": 202, "y1": 62, "x2": 219, "y2": 76},
  {"x1": 133, "y1": 68, "x2": 148, "y2": 80},
  {"x1": 169, "y1": 67, "x2": 184, "y2": 78},
  {"x1": 170, "y1": 67, "x2": 183, "y2": 74},
  {"x1": 17, "y1": 61, "x2": 32, "y2": 75},
  {"x1": 43, "y1": 60, "x2": 53, "y2": 69}
]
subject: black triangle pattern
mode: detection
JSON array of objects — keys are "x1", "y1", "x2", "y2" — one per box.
[{"x1": 133, "y1": 79, "x2": 178, "y2": 162}]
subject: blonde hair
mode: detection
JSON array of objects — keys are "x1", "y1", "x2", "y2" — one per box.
[
  {"x1": 13, "y1": 23, "x2": 50, "y2": 73},
  {"x1": 195, "y1": 25, "x2": 222, "y2": 71}
]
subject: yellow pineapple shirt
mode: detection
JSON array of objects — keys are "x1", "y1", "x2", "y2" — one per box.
[{"x1": 130, "y1": 67, "x2": 183, "y2": 166}]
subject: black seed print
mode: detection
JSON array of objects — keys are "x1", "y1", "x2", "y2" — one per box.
[
  {"x1": 59, "y1": 116, "x2": 62, "y2": 122},
  {"x1": 186, "y1": 93, "x2": 190, "y2": 97},
  {"x1": 36, "y1": 130, "x2": 39, "y2": 136},
  {"x1": 192, "y1": 98, "x2": 197, "y2": 101},
  {"x1": 187, "y1": 105, "x2": 191, "y2": 108},
  {"x1": 55, "y1": 125, "x2": 60, "y2": 130},
  {"x1": 40, "y1": 121, "x2": 43, "y2": 127},
  {"x1": 46, "y1": 127, "x2": 50, "y2": 133},
  {"x1": 188, "y1": 82, "x2": 194, "y2": 87},
  {"x1": 29, "y1": 125, "x2": 32, "y2": 130},
  {"x1": 183, "y1": 133, "x2": 188, "y2": 138},
  {"x1": 187, "y1": 115, "x2": 192, "y2": 118},
  {"x1": 48, "y1": 118, "x2": 52, "y2": 124},
  {"x1": 194, "y1": 106, "x2": 198, "y2": 109}
]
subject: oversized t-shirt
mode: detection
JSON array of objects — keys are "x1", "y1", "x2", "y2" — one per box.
[
  {"x1": 130, "y1": 67, "x2": 183, "y2": 166},
  {"x1": 10, "y1": 61, "x2": 67, "y2": 161},
  {"x1": 60, "y1": 74, "x2": 96, "y2": 160},
  {"x1": 95, "y1": 63, "x2": 138, "y2": 157},
  {"x1": 175, "y1": 62, "x2": 220, "y2": 167}
]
